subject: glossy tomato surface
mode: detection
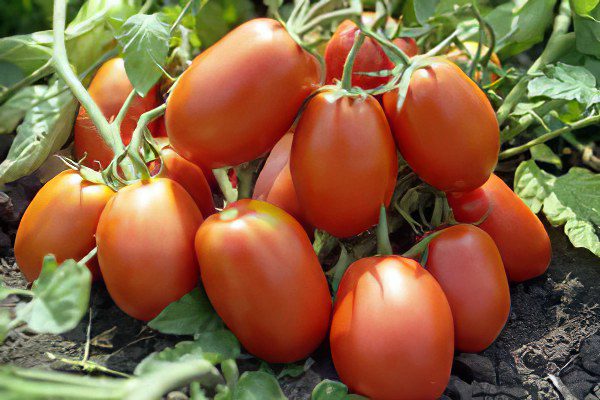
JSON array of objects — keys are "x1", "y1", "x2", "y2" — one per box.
[
  {"x1": 195, "y1": 200, "x2": 331, "y2": 363},
  {"x1": 159, "y1": 147, "x2": 215, "y2": 218},
  {"x1": 330, "y1": 255, "x2": 454, "y2": 400},
  {"x1": 96, "y1": 178, "x2": 202, "y2": 321},
  {"x1": 166, "y1": 19, "x2": 321, "y2": 168},
  {"x1": 15, "y1": 170, "x2": 114, "y2": 282},
  {"x1": 291, "y1": 91, "x2": 397, "y2": 237},
  {"x1": 447, "y1": 174, "x2": 552, "y2": 282},
  {"x1": 426, "y1": 224, "x2": 510, "y2": 352},
  {"x1": 74, "y1": 58, "x2": 163, "y2": 169},
  {"x1": 383, "y1": 58, "x2": 499, "y2": 192}
]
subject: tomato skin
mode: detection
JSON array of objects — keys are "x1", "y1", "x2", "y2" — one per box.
[
  {"x1": 195, "y1": 200, "x2": 331, "y2": 363},
  {"x1": 96, "y1": 178, "x2": 202, "y2": 321},
  {"x1": 15, "y1": 170, "x2": 114, "y2": 282},
  {"x1": 159, "y1": 147, "x2": 215, "y2": 218},
  {"x1": 291, "y1": 91, "x2": 397, "y2": 238},
  {"x1": 166, "y1": 19, "x2": 321, "y2": 169},
  {"x1": 383, "y1": 58, "x2": 499, "y2": 192},
  {"x1": 426, "y1": 224, "x2": 510, "y2": 352},
  {"x1": 330, "y1": 256, "x2": 454, "y2": 400},
  {"x1": 74, "y1": 58, "x2": 163, "y2": 169},
  {"x1": 393, "y1": 37, "x2": 419, "y2": 58},
  {"x1": 447, "y1": 174, "x2": 552, "y2": 282}
]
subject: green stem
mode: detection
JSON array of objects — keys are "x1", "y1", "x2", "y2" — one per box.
[
  {"x1": 0, "y1": 60, "x2": 53, "y2": 106},
  {"x1": 235, "y1": 163, "x2": 256, "y2": 200},
  {"x1": 297, "y1": 8, "x2": 361, "y2": 35},
  {"x1": 126, "y1": 103, "x2": 167, "y2": 181},
  {"x1": 500, "y1": 100, "x2": 563, "y2": 143},
  {"x1": 213, "y1": 169, "x2": 238, "y2": 204},
  {"x1": 402, "y1": 230, "x2": 443, "y2": 260},
  {"x1": 376, "y1": 205, "x2": 393, "y2": 256},
  {"x1": 112, "y1": 90, "x2": 137, "y2": 128},
  {"x1": 170, "y1": 0, "x2": 193, "y2": 34},
  {"x1": 340, "y1": 32, "x2": 365, "y2": 90},
  {"x1": 79, "y1": 247, "x2": 97, "y2": 266},
  {"x1": 498, "y1": 114, "x2": 600, "y2": 160}
]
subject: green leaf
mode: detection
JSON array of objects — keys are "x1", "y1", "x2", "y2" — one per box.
[
  {"x1": 233, "y1": 372, "x2": 286, "y2": 400},
  {"x1": 277, "y1": 358, "x2": 315, "y2": 379},
  {"x1": 572, "y1": 1, "x2": 600, "y2": 57},
  {"x1": 117, "y1": 13, "x2": 170, "y2": 96},
  {"x1": 148, "y1": 287, "x2": 223, "y2": 335},
  {"x1": 135, "y1": 330, "x2": 240, "y2": 375},
  {"x1": 16, "y1": 255, "x2": 92, "y2": 334},
  {"x1": 0, "y1": 34, "x2": 52, "y2": 81},
  {"x1": 0, "y1": 79, "x2": 77, "y2": 185},
  {"x1": 572, "y1": 0, "x2": 600, "y2": 15},
  {"x1": 195, "y1": 0, "x2": 255, "y2": 48},
  {"x1": 528, "y1": 63, "x2": 600, "y2": 107},
  {"x1": 312, "y1": 380, "x2": 353, "y2": 400},
  {"x1": 414, "y1": 0, "x2": 440, "y2": 24},
  {"x1": 530, "y1": 144, "x2": 563, "y2": 168},
  {"x1": 0, "y1": 309, "x2": 11, "y2": 344},
  {"x1": 514, "y1": 162, "x2": 600, "y2": 256},
  {"x1": 0, "y1": 86, "x2": 47, "y2": 135}
]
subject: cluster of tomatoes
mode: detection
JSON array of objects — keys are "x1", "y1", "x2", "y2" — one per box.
[{"x1": 15, "y1": 11, "x2": 553, "y2": 400}]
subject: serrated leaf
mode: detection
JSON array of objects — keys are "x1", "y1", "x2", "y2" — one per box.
[
  {"x1": 0, "y1": 86, "x2": 47, "y2": 134},
  {"x1": 16, "y1": 255, "x2": 91, "y2": 334},
  {"x1": 0, "y1": 79, "x2": 77, "y2": 184},
  {"x1": 530, "y1": 143, "x2": 563, "y2": 168},
  {"x1": 148, "y1": 287, "x2": 223, "y2": 335},
  {"x1": 118, "y1": 13, "x2": 170, "y2": 96},
  {"x1": 528, "y1": 63, "x2": 600, "y2": 107},
  {"x1": 233, "y1": 372, "x2": 286, "y2": 400}
]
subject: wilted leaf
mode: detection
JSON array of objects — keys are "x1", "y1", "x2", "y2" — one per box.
[{"x1": 528, "y1": 63, "x2": 600, "y2": 107}]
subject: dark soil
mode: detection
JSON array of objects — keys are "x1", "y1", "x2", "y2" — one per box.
[{"x1": 1, "y1": 176, "x2": 599, "y2": 399}]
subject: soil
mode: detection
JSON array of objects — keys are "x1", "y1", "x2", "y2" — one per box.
[{"x1": 1, "y1": 176, "x2": 599, "y2": 399}]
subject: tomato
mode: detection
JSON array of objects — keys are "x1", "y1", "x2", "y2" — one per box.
[
  {"x1": 383, "y1": 58, "x2": 499, "y2": 192},
  {"x1": 253, "y1": 132, "x2": 311, "y2": 231},
  {"x1": 15, "y1": 170, "x2": 114, "y2": 282},
  {"x1": 446, "y1": 41, "x2": 502, "y2": 83},
  {"x1": 195, "y1": 200, "x2": 331, "y2": 363},
  {"x1": 166, "y1": 19, "x2": 321, "y2": 169},
  {"x1": 96, "y1": 178, "x2": 202, "y2": 321},
  {"x1": 324, "y1": 14, "x2": 418, "y2": 90},
  {"x1": 290, "y1": 91, "x2": 397, "y2": 237},
  {"x1": 425, "y1": 224, "x2": 510, "y2": 352},
  {"x1": 74, "y1": 58, "x2": 164, "y2": 169},
  {"x1": 447, "y1": 174, "x2": 552, "y2": 282},
  {"x1": 330, "y1": 255, "x2": 454, "y2": 400},
  {"x1": 158, "y1": 147, "x2": 215, "y2": 218}
]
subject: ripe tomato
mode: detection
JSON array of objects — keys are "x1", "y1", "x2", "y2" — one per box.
[
  {"x1": 253, "y1": 132, "x2": 310, "y2": 231},
  {"x1": 96, "y1": 178, "x2": 202, "y2": 321},
  {"x1": 425, "y1": 224, "x2": 510, "y2": 352},
  {"x1": 330, "y1": 255, "x2": 454, "y2": 400},
  {"x1": 195, "y1": 200, "x2": 331, "y2": 363},
  {"x1": 74, "y1": 58, "x2": 164, "y2": 169},
  {"x1": 166, "y1": 19, "x2": 321, "y2": 169},
  {"x1": 15, "y1": 170, "x2": 114, "y2": 282},
  {"x1": 447, "y1": 174, "x2": 552, "y2": 282},
  {"x1": 158, "y1": 147, "x2": 215, "y2": 218},
  {"x1": 325, "y1": 15, "x2": 418, "y2": 90},
  {"x1": 291, "y1": 91, "x2": 397, "y2": 237},
  {"x1": 383, "y1": 58, "x2": 499, "y2": 192},
  {"x1": 446, "y1": 41, "x2": 502, "y2": 83}
]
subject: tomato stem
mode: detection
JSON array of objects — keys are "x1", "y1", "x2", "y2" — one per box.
[
  {"x1": 376, "y1": 205, "x2": 393, "y2": 256},
  {"x1": 112, "y1": 90, "x2": 137, "y2": 129},
  {"x1": 340, "y1": 32, "x2": 365, "y2": 91},
  {"x1": 213, "y1": 169, "x2": 238, "y2": 204},
  {"x1": 79, "y1": 247, "x2": 98, "y2": 266}
]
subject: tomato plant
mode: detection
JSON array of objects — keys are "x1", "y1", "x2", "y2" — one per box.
[
  {"x1": 447, "y1": 174, "x2": 552, "y2": 282},
  {"x1": 166, "y1": 18, "x2": 321, "y2": 169},
  {"x1": 195, "y1": 200, "x2": 331, "y2": 363},
  {"x1": 96, "y1": 178, "x2": 202, "y2": 321},
  {"x1": 15, "y1": 170, "x2": 114, "y2": 282},
  {"x1": 291, "y1": 90, "x2": 397, "y2": 238},
  {"x1": 446, "y1": 41, "x2": 502, "y2": 83},
  {"x1": 383, "y1": 58, "x2": 499, "y2": 192},
  {"x1": 74, "y1": 58, "x2": 164, "y2": 169},
  {"x1": 425, "y1": 224, "x2": 510, "y2": 352},
  {"x1": 330, "y1": 255, "x2": 454, "y2": 400}
]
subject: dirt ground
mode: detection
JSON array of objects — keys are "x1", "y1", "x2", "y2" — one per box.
[{"x1": 1, "y1": 177, "x2": 599, "y2": 399}]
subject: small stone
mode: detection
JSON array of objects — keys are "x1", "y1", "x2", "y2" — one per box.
[
  {"x1": 472, "y1": 381, "x2": 529, "y2": 399},
  {"x1": 454, "y1": 353, "x2": 496, "y2": 384},
  {"x1": 444, "y1": 376, "x2": 473, "y2": 400}
]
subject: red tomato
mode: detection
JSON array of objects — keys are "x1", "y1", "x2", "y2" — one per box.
[
  {"x1": 74, "y1": 58, "x2": 164, "y2": 169},
  {"x1": 96, "y1": 178, "x2": 202, "y2": 321},
  {"x1": 253, "y1": 132, "x2": 311, "y2": 231},
  {"x1": 15, "y1": 170, "x2": 114, "y2": 282},
  {"x1": 166, "y1": 19, "x2": 321, "y2": 169},
  {"x1": 447, "y1": 174, "x2": 552, "y2": 282},
  {"x1": 426, "y1": 224, "x2": 510, "y2": 352},
  {"x1": 291, "y1": 91, "x2": 397, "y2": 237},
  {"x1": 324, "y1": 15, "x2": 418, "y2": 90},
  {"x1": 383, "y1": 58, "x2": 499, "y2": 192},
  {"x1": 446, "y1": 41, "x2": 502, "y2": 83},
  {"x1": 331, "y1": 255, "x2": 454, "y2": 399},
  {"x1": 158, "y1": 147, "x2": 215, "y2": 218},
  {"x1": 195, "y1": 200, "x2": 331, "y2": 363}
]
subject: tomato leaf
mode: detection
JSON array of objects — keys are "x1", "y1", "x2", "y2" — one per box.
[
  {"x1": 0, "y1": 34, "x2": 52, "y2": 86},
  {"x1": 528, "y1": 63, "x2": 600, "y2": 107},
  {"x1": 0, "y1": 86, "x2": 48, "y2": 135},
  {"x1": 414, "y1": 0, "x2": 441, "y2": 25},
  {"x1": 0, "y1": 79, "x2": 77, "y2": 185},
  {"x1": 15, "y1": 255, "x2": 92, "y2": 335},
  {"x1": 148, "y1": 287, "x2": 224, "y2": 335},
  {"x1": 277, "y1": 358, "x2": 315, "y2": 379},
  {"x1": 117, "y1": 13, "x2": 170, "y2": 96},
  {"x1": 530, "y1": 143, "x2": 563, "y2": 168},
  {"x1": 311, "y1": 379, "x2": 367, "y2": 399},
  {"x1": 572, "y1": 0, "x2": 600, "y2": 57},
  {"x1": 195, "y1": 0, "x2": 255, "y2": 48},
  {"x1": 514, "y1": 161, "x2": 600, "y2": 256},
  {"x1": 232, "y1": 371, "x2": 286, "y2": 400},
  {"x1": 135, "y1": 330, "x2": 240, "y2": 375}
]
